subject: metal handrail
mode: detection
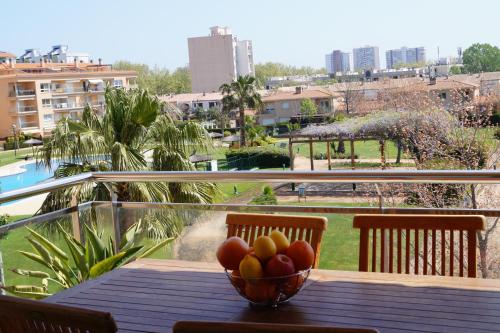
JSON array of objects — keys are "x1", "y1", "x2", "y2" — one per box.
[{"x1": 0, "y1": 170, "x2": 499, "y2": 205}]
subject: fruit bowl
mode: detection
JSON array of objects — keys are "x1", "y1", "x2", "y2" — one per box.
[{"x1": 225, "y1": 269, "x2": 310, "y2": 307}]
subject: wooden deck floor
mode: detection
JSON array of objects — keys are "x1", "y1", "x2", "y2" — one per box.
[{"x1": 45, "y1": 259, "x2": 500, "y2": 333}]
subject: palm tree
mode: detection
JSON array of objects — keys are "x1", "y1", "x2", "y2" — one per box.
[
  {"x1": 219, "y1": 75, "x2": 262, "y2": 147},
  {"x1": 38, "y1": 87, "x2": 217, "y2": 238}
]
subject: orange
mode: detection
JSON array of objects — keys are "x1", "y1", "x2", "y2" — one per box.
[
  {"x1": 244, "y1": 281, "x2": 277, "y2": 303},
  {"x1": 286, "y1": 240, "x2": 315, "y2": 270},
  {"x1": 283, "y1": 274, "x2": 305, "y2": 297},
  {"x1": 216, "y1": 236, "x2": 249, "y2": 270}
]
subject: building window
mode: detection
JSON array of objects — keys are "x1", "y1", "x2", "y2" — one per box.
[
  {"x1": 43, "y1": 114, "x2": 54, "y2": 123},
  {"x1": 208, "y1": 102, "x2": 218, "y2": 108},
  {"x1": 282, "y1": 102, "x2": 289, "y2": 109},
  {"x1": 113, "y1": 80, "x2": 123, "y2": 88},
  {"x1": 439, "y1": 92, "x2": 447, "y2": 100},
  {"x1": 42, "y1": 99, "x2": 52, "y2": 107},
  {"x1": 40, "y1": 83, "x2": 50, "y2": 93}
]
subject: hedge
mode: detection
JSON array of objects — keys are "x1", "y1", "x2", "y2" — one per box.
[{"x1": 226, "y1": 146, "x2": 290, "y2": 170}]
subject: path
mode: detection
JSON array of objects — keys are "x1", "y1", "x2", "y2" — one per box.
[{"x1": 172, "y1": 184, "x2": 265, "y2": 262}]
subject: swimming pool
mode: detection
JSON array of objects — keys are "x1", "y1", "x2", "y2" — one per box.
[{"x1": 0, "y1": 162, "x2": 56, "y2": 195}]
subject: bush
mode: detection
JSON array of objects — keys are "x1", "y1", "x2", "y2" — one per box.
[
  {"x1": 250, "y1": 186, "x2": 277, "y2": 205},
  {"x1": 313, "y1": 152, "x2": 358, "y2": 160},
  {"x1": 223, "y1": 130, "x2": 232, "y2": 137},
  {"x1": 495, "y1": 128, "x2": 500, "y2": 140},
  {"x1": 490, "y1": 112, "x2": 500, "y2": 126},
  {"x1": 226, "y1": 146, "x2": 290, "y2": 170},
  {"x1": 0, "y1": 214, "x2": 9, "y2": 239}
]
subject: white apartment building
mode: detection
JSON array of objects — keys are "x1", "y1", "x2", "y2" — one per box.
[
  {"x1": 353, "y1": 46, "x2": 380, "y2": 71},
  {"x1": 188, "y1": 26, "x2": 255, "y2": 93},
  {"x1": 386, "y1": 47, "x2": 426, "y2": 69}
]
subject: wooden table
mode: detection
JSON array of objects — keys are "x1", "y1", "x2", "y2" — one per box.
[{"x1": 46, "y1": 259, "x2": 500, "y2": 333}]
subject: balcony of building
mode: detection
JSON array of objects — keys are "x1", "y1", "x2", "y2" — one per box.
[
  {"x1": 7, "y1": 82, "x2": 37, "y2": 98},
  {"x1": 9, "y1": 101, "x2": 38, "y2": 115},
  {"x1": 0, "y1": 171, "x2": 499, "y2": 332}
]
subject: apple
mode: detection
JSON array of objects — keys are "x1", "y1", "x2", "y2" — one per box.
[{"x1": 265, "y1": 254, "x2": 296, "y2": 277}]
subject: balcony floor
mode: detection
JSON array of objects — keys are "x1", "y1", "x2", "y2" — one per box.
[{"x1": 45, "y1": 259, "x2": 500, "y2": 333}]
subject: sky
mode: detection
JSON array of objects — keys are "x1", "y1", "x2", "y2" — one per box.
[{"x1": 2, "y1": 0, "x2": 499, "y2": 70}]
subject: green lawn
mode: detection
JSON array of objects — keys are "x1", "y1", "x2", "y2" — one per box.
[
  {"x1": 277, "y1": 202, "x2": 369, "y2": 271},
  {"x1": 0, "y1": 148, "x2": 34, "y2": 167}
]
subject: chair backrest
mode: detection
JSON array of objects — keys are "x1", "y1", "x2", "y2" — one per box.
[
  {"x1": 0, "y1": 295, "x2": 117, "y2": 333},
  {"x1": 226, "y1": 213, "x2": 327, "y2": 268},
  {"x1": 173, "y1": 321, "x2": 379, "y2": 333},
  {"x1": 353, "y1": 214, "x2": 486, "y2": 278}
]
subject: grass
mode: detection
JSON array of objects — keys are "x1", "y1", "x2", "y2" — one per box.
[
  {"x1": 0, "y1": 148, "x2": 34, "y2": 167},
  {"x1": 278, "y1": 202, "x2": 370, "y2": 271}
]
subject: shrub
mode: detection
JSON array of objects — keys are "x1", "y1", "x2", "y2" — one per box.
[
  {"x1": 226, "y1": 146, "x2": 290, "y2": 170},
  {"x1": 250, "y1": 186, "x2": 277, "y2": 205},
  {"x1": 495, "y1": 128, "x2": 500, "y2": 140},
  {"x1": 223, "y1": 130, "x2": 232, "y2": 137},
  {"x1": 313, "y1": 152, "x2": 358, "y2": 160},
  {"x1": 0, "y1": 214, "x2": 9, "y2": 239}
]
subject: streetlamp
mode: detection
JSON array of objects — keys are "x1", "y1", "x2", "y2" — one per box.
[{"x1": 11, "y1": 124, "x2": 18, "y2": 156}]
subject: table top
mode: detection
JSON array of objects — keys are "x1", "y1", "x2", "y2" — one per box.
[{"x1": 45, "y1": 259, "x2": 500, "y2": 333}]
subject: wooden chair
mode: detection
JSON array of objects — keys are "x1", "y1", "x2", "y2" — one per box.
[
  {"x1": 0, "y1": 295, "x2": 117, "y2": 333},
  {"x1": 173, "y1": 321, "x2": 379, "y2": 333},
  {"x1": 353, "y1": 214, "x2": 486, "y2": 277},
  {"x1": 226, "y1": 213, "x2": 327, "y2": 268}
]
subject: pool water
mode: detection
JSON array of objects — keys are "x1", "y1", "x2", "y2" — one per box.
[{"x1": 0, "y1": 162, "x2": 56, "y2": 195}]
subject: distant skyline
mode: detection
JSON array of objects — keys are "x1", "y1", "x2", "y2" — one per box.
[{"x1": 2, "y1": 0, "x2": 499, "y2": 70}]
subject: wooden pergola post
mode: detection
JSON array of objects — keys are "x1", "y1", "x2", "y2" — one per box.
[
  {"x1": 288, "y1": 137, "x2": 294, "y2": 171},
  {"x1": 309, "y1": 138, "x2": 314, "y2": 171},
  {"x1": 380, "y1": 139, "x2": 386, "y2": 170},
  {"x1": 326, "y1": 141, "x2": 331, "y2": 170}
]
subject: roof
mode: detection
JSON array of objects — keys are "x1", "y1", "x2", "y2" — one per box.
[
  {"x1": 0, "y1": 51, "x2": 16, "y2": 58},
  {"x1": 0, "y1": 62, "x2": 137, "y2": 78},
  {"x1": 261, "y1": 88, "x2": 333, "y2": 102},
  {"x1": 160, "y1": 92, "x2": 223, "y2": 103}
]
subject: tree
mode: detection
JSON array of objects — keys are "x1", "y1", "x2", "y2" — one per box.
[
  {"x1": 449, "y1": 65, "x2": 463, "y2": 75},
  {"x1": 38, "y1": 87, "x2": 217, "y2": 238},
  {"x1": 113, "y1": 61, "x2": 191, "y2": 95},
  {"x1": 220, "y1": 75, "x2": 262, "y2": 147},
  {"x1": 254, "y1": 62, "x2": 326, "y2": 88},
  {"x1": 462, "y1": 43, "x2": 500, "y2": 73},
  {"x1": 336, "y1": 79, "x2": 364, "y2": 114},
  {"x1": 300, "y1": 98, "x2": 318, "y2": 119}
]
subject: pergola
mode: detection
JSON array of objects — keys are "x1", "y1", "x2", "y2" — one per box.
[{"x1": 282, "y1": 112, "x2": 404, "y2": 171}]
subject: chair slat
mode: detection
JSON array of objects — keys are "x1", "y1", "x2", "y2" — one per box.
[
  {"x1": 459, "y1": 230, "x2": 464, "y2": 277},
  {"x1": 380, "y1": 228, "x2": 385, "y2": 272},
  {"x1": 414, "y1": 229, "x2": 419, "y2": 275},
  {"x1": 389, "y1": 229, "x2": 394, "y2": 273},
  {"x1": 372, "y1": 228, "x2": 377, "y2": 272},
  {"x1": 432, "y1": 229, "x2": 436, "y2": 275},
  {"x1": 441, "y1": 229, "x2": 446, "y2": 276},
  {"x1": 242, "y1": 225, "x2": 251, "y2": 243},
  {"x1": 450, "y1": 230, "x2": 454, "y2": 276},
  {"x1": 248, "y1": 225, "x2": 257, "y2": 246},
  {"x1": 468, "y1": 230, "x2": 477, "y2": 278},
  {"x1": 298, "y1": 228, "x2": 304, "y2": 240},
  {"x1": 423, "y1": 229, "x2": 428, "y2": 275},
  {"x1": 397, "y1": 229, "x2": 402, "y2": 274},
  {"x1": 359, "y1": 228, "x2": 369, "y2": 272},
  {"x1": 305, "y1": 228, "x2": 312, "y2": 243},
  {"x1": 405, "y1": 228, "x2": 410, "y2": 274}
]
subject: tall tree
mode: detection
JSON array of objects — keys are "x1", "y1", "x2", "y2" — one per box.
[
  {"x1": 220, "y1": 75, "x2": 262, "y2": 147},
  {"x1": 462, "y1": 43, "x2": 500, "y2": 73}
]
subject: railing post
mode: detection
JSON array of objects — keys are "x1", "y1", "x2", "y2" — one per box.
[
  {"x1": 70, "y1": 193, "x2": 81, "y2": 242},
  {"x1": 109, "y1": 189, "x2": 121, "y2": 253}
]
